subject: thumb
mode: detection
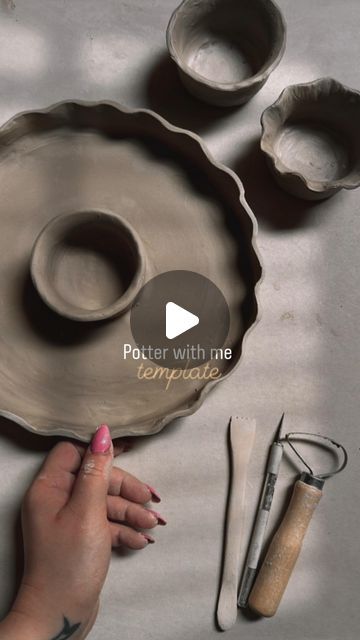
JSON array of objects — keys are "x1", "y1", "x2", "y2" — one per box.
[{"x1": 69, "y1": 424, "x2": 114, "y2": 516}]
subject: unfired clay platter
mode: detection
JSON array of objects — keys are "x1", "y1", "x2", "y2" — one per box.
[{"x1": 0, "y1": 102, "x2": 261, "y2": 440}]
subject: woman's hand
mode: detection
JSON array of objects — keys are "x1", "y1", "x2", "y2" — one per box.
[{"x1": 0, "y1": 424, "x2": 165, "y2": 640}]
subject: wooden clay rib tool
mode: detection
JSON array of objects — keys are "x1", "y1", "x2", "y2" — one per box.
[
  {"x1": 217, "y1": 416, "x2": 256, "y2": 631},
  {"x1": 238, "y1": 414, "x2": 285, "y2": 608},
  {"x1": 248, "y1": 431, "x2": 348, "y2": 617}
]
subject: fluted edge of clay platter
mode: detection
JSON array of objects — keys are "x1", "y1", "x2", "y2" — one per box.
[{"x1": 0, "y1": 101, "x2": 262, "y2": 441}]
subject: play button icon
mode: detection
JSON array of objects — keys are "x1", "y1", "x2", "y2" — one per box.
[
  {"x1": 130, "y1": 270, "x2": 230, "y2": 369},
  {"x1": 166, "y1": 302, "x2": 199, "y2": 340}
]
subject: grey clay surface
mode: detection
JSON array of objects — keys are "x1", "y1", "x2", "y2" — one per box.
[
  {"x1": 0, "y1": 101, "x2": 261, "y2": 441},
  {"x1": 261, "y1": 78, "x2": 360, "y2": 199},
  {"x1": 167, "y1": 0, "x2": 286, "y2": 107}
]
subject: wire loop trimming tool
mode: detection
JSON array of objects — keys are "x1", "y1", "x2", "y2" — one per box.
[{"x1": 248, "y1": 429, "x2": 348, "y2": 617}]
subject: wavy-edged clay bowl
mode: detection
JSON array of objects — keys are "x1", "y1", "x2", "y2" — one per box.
[
  {"x1": 261, "y1": 77, "x2": 360, "y2": 200},
  {"x1": 167, "y1": 0, "x2": 286, "y2": 107},
  {"x1": 0, "y1": 101, "x2": 262, "y2": 441}
]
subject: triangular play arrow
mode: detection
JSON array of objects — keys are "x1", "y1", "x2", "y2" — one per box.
[{"x1": 166, "y1": 302, "x2": 199, "y2": 340}]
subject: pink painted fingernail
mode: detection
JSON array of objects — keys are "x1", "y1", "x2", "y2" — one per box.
[
  {"x1": 146, "y1": 484, "x2": 161, "y2": 503},
  {"x1": 91, "y1": 424, "x2": 111, "y2": 454},
  {"x1": 149, "y1": 509, "x2": 167, "y2": 526},
  {"x1": 141, "y1": 533, "x2": 155, "y2": 545}
]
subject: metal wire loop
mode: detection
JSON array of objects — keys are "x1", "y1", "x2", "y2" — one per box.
[{"x1": 284, "y1": 431, "x2": 348, "y2": 480}]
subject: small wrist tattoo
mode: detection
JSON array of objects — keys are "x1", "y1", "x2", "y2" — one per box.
[{"x1": 50, "y1": 616, "x2": 81, "y2": 640}]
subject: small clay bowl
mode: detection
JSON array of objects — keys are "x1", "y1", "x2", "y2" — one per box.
[
  {"x1": 31, "y1": 210, "x2": 146, "y2": 322},
  {"x1": 166, "y1": 0, "x2": 286, "y2": 107},
  {"x1": 261, "y1": 78, "x2": 360, "y2": 200}
]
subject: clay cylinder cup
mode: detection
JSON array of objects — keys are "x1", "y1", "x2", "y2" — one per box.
[
  {"x1": 166, "y1": 0, "x2": 286, "y2": 107},
  {"x1": 30, "y1": 210, "x2": 146, "y2": 322}
]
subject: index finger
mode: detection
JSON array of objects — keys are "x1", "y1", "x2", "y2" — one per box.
[{"x1": 108, "y1": 466, "x2": 159, "y2": 504}]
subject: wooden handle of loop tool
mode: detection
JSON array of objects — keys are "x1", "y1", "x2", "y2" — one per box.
[{"x1": 248, "y1": 477, "x2": 323, "y2": 617}]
